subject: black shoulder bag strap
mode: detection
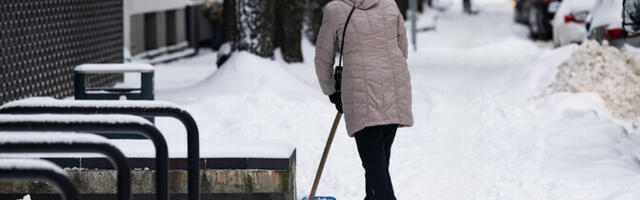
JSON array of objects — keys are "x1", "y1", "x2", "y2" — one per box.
[{"x1": 335, "y1": 5, "x2": 357, "y2": 93}]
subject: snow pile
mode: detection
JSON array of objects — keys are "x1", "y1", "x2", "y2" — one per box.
[
  {"x1": 162, "y1": 51, "x2": 315, "y2": 103},
  {"x1": 551, "y1": 40, "x2": 640, "y2": 119}
]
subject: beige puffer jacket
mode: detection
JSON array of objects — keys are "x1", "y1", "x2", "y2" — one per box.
[{"x1": 315, "y1": 0, "x2": 413, "y2": 136}]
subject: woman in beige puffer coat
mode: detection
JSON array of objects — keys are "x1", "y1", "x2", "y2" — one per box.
[{"x1": 314, "y1": 0, "x2": 413, "y2": 199}]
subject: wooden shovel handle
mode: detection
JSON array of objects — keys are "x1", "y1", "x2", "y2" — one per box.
[{"x1": 308, "y1": 112, "x2": 342, "y2": 200}]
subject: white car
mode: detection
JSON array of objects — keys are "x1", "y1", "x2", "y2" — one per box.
[
  {"x1": 586, "y1": 0, "x2": 640, "y2": 48},
  {"x1": 551, "y1": 0, "x2": 597, "y2": 46}
]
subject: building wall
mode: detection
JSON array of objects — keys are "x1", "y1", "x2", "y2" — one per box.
[
  {"x1": 124, "y1": 0, "x2": 194, "y2": 55},
  {"x1": 0, "y1": 0, "x2": 124, "y2": 104}
]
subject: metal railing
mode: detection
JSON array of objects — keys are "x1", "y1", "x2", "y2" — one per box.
[
  {"x1": 0, "y1": 100, "x2": 200, "y2": 200},
  {"x1": 0, "y1": 133, "x2": 132, "y2": 200},
  {"x1": 0, "y1": 115, "x2": 170, "y2": 200},
  {"x1": 0, "y1": 159, "x2": 80, "y2": 200}
]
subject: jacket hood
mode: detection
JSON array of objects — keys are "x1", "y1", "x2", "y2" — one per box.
[{"x1": 341, "y1": 0, "x2": 379, "y2": 10}]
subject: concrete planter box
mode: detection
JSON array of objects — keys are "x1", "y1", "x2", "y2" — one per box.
[{"x1": 0, "y1": 151, "x2": 296, "y2": 200}]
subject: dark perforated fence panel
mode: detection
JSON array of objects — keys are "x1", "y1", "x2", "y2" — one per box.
[{"x1": 0, "y1": 0, "x2": 124, "y2": 104}]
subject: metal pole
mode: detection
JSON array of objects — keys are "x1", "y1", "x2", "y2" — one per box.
[{"x1": 409, "y1": 0, "x2": 417, "y2": 51}]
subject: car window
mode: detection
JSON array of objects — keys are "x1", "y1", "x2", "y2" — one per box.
[{"x1": 624, "y1": 0, "x2": 640, "y2": 32}]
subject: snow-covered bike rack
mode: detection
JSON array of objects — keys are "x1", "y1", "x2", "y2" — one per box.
[
  {"x1": 0, "y1": 99, "x2": 201, "y2": 200},
  {"x1": 0, "y1": 114, "x2": 169, "y2": 200},
  {"x1": 0, "y1": 132, "x2": 132, "y2": 200},
  {"x1": 0, "y1": 159, "x2": 80, "y2": 200}
]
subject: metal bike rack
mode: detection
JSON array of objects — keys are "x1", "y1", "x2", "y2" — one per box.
[
  {"x1": 0, "y1": 114, "x2": 169, "y2": 200},
  {"x1": 0, "y1": 132, "x2": 132, "y2": 200},
  {"x1": 0, "y1": 100, "x2": 200, "y2": 200},
  {"x1": 0, "y1": 159, "x2": 80, "y2": 200}
]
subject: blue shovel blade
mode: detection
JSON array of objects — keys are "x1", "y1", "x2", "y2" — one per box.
[{"x1": 302, "y1": 197, "x2": 336, "y2": 200}]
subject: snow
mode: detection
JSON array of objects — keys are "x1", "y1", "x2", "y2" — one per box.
[
  {"x1": 551, "y1": 0, "x2": 597, "y2": 46},
  {"x1": 590, "y1": 0, "x2": 624, "y2": 29},
  {"x1": 561, "y1": 0, "x2": 597, "y2": 13},
  {"x1": 0, "y1": 114, "x2": 152, "y2": 125},
  {"x1": 0, "y1": 132, "x2": 109, "y2": 144},
  {"x1": 149, "y1": 48, "x2": 219, "y2": 90},
  {"x1": 1, "y1": 98, "x2": 181, "y2": 109},
  {"x1": 106, "y1": 138, "x2": 295, "y2": 158},
  {"x1": 74, "y1": 64, "x2": 154, "y2": 73},
  {"x1": 552, "y1": 0, "x2": 597, "y2": 25},
  {"x1": 0, "y1": 158, "x2": 67, "y2": 175},
  {"x1": 0, "y1": 139, "x2": 294, "y2": 159},
  {"x1": 551, "y1": 40, "x2": 640, "y2": 120}
]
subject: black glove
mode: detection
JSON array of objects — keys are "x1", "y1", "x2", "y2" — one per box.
[{"x1": 329, "y1": 92, "x2": 343, "y2": 113}]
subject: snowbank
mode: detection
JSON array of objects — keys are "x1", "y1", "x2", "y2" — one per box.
[
  {"x1": 551, "y1": 40, "x2": 640, "y2": 119},
  {"x1": 162, "y1": 51, "x2": 316, "y2": 103}
]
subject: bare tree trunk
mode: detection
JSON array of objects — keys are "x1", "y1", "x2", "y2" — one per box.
[
  {"x1": 276, "y1": 0, "x2": 304, "y2": 62},
  {"x1": 305, "y1": 0, "x2": 332, "y2": 45},
  {"x1": 223, "y1": 0, "x2": 275, "y2": 58},
  {"x1": 222, "y1": 0, "x2": 236, "y2": 44},
  {"x1": 396, "y1": 0, "x2": 408, "y2": 19}
]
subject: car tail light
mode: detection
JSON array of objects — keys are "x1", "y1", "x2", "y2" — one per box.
[
  {"x1": 604, "y1": 28, "x2": 628, "y2": 41},
  {"x1": 564, "y1": 12, "x2": 588, "y2": 23},
  {"x1": 564, "y1": 15, "x2": 577, "y2": 23}
]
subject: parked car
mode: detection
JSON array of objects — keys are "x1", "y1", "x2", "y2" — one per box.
[
  {"x1": 551, "y1": 0, "x2": 597, "y2": 46},
  {"x1": 587, "y1": 0, "x2": 640, "y2": 48},
  {"x1": 622, "y1": 0, "x2": 640, "y2": 45},
  {"x1": 514, "y1": 0, "x2": 563, "y2": 40}
]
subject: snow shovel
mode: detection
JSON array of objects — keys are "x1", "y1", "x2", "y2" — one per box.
[{"x1": 304, "y1": 112, "x2": 342, "y2": 200}]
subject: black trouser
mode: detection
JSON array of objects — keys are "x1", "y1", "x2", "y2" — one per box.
[{"x1": 354, "y1": 124, "x2": 398, "y2": 200}]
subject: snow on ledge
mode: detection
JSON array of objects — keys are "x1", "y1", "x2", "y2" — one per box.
[
  {"x1": 0, "y1": 132, "x2": 109, "y2": 145},
  {"x1": 0, "y1": 158, "x2": 67, "y2": 175},
  {"x1": 0, "y1": 114, "x2": 152, "y2": 125},
  {"x1": 74, "y1": 64, "x2": 154, "y2": 73},
  {"x1": 0, "y1": 139, "x2": 296, "y2": 159},
  {"x1": 1, "y1": 97, "x2": 181, "y2": 110}
]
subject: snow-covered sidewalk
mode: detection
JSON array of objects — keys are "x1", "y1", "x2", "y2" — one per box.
[{"x1": 145, "y1": 0, "x2": 640, "y2": 199}]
